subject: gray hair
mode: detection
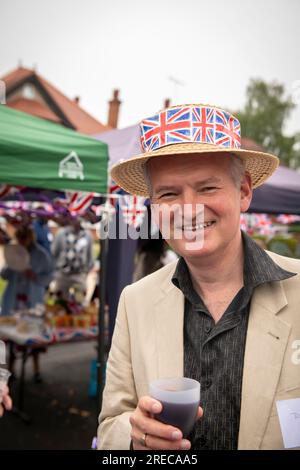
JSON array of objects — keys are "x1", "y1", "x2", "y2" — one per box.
[
  {"x1": 144, "y1": 154, "x2": 246, "y2": 197},
  {"x1": 228, "y1": 154, "x2": 246, "y2": 187}
]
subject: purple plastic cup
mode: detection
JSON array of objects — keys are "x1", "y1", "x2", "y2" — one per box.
[{"x1": 149, "y1": 377, "x2": 201, "y2": 437}]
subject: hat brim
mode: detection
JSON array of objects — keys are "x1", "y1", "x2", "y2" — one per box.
[{"x1": 110, "y1": 142, "x2": 279, "y2": 197}]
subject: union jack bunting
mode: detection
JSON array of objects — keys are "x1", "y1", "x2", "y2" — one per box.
[
  {"x1": 108, "y1": 183, "x2": 122, "y2": 208},
  {"x1": 275, "y1": 214, "x2": 300, "y2": 224},
  {"x1": 0, "y1": 185, "x2": 12, "y2": 199},
  {"x1": 0, "y1": 184, "x2": 25, "y2": 199},
  {"x1": 65, "y1": 191, "x2": 95, "y2": 214},
  {"x1": 239, "y1": 214, "x2": 248, "y2": 233},
  {"x1": 140, "y1": 105, "x2": 241, "y2": 152},
  {"x1": 120, "y1": 195, "x2": 147, "y2": 228}
]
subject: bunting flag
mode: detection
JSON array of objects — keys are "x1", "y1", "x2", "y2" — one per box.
[
  {"x1": 65, "y1": 191, "x2": 95, "y2": 214},
  {"x1": 240, "y1": 213, "x2": 276, "y2": 236},
  {"x1": 0, "y1": 184, "x2": 25, "y2": 199},
  {"x1": 91, "y1": 201, "x2": 116, "y2": 219},
  {"x1": 120, "y1": 195, "x2": 147, "y2": 228},
  {"x1": 0, "y1": 184, "x2": 11, "y2": 199},
  {"x1": 108, "y1": 183, "x2": 122, "y2": 208},
  {"x1": 275, "y1": 214, "x2": 300, "y2": 224},
  {"x1": 240, "y1": 214, "x2": 248, "y2": 232},
  {"x1": 255, "y1": 214, "x2": 276, "y2": 236}
]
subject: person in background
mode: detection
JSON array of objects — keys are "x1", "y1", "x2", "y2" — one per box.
[
  {"x1": 0, "y1": 225, "x2": 54, "y2": 382},
  {"x1": 0, "y1": 227, "x2": 11, "y2": 271},
  {"x1": 52, "y1": 218, "x2": 94, "y2": 299},
  {"x1": 133, "y1": 237, "x2": 178, "y2": 282},
  {"x1": 32, "y1": 210, "x2": 52, "y2": 255}
]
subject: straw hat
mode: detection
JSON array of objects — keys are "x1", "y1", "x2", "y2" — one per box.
[{"x1": 111, "y1": 104, "x2": 279, "y2": 196}]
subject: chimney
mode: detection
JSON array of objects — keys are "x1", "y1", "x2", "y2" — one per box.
[
  {"x1": 74, "y1": 96, "x2": 80, "y2": 104},
  {"x1": 164, "y1": 98, "x2": 171, "y2": 108},
  {"x1": 108, "y1": 89, "x2": 121, "y2": 128}
]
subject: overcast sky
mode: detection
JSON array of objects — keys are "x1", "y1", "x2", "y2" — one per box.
[{"x1": 1, "y1": 0, "x2": 300, "y2": 135}]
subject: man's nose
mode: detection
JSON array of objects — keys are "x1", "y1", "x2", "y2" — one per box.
[
  {"x1": 181, "y1": 188, "x2": 201, "y2": 207},
  {"x1": 180, "y1": 189, "x2": 203, "y2": 220}
]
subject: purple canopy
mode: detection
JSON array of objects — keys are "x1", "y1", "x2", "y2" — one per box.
[
  {"x1": 250, "y1": 165, "x2": 300, "y2": 215},
  {"x1": 94, "y1": 124, "x2": 141, "y2": 169}
]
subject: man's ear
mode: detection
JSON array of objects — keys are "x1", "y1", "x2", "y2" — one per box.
[{"x1": 240, "y1": 172, "x2": 253, "y2": 213}]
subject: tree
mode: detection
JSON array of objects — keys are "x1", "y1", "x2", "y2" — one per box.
[{"x1": 235, "y1": 79, "x2": 300, "y2": 169}]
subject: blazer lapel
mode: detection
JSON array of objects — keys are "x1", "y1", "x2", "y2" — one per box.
[
  {"x1": 154, "y1": 273, "x2": 185, "y2": 379},
  {"x1": 238, "y1": 281, "x2": 292, "y2": 449}
]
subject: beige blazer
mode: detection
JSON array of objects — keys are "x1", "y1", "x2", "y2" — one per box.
[{"x1": 98, "y1": 251, "x2": 300, "y2": 450}]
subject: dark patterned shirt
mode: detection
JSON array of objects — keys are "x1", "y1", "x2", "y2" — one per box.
[{"x1": 172, "y1": 231, "x2": 295, "y2": 450}]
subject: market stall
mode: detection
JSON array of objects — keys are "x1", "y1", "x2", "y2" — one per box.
[{"x1": 0, "y1": 104, "x2": 109, "y2": 419}]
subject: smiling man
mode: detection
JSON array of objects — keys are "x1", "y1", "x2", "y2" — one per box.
[{"x1": 98, "y1": 104, "x2": 300, "y2": 450}]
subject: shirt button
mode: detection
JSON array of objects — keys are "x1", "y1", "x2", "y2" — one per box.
[
  {"x1": 204, "y1": 325, "x2": 211, "y2": 334},
  {"x1": 202, "y1": 379, "x2": 212, "y2": 390}
]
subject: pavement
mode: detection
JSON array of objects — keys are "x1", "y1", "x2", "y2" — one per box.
[{"x1": 0, "y1": 341, "x2": 99, "y2": 450}]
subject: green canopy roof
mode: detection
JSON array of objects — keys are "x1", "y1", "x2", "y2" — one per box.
[{"x1": 0, "y1": 105, "x2": 108, "y2": 193}]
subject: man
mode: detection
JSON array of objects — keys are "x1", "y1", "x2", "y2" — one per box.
[
  {"x1": 98, "y1": 104, "x2": 300, "y2": 450},
  {"x1": 52, "y1": 218, "x2": 94, "y2": 299}
]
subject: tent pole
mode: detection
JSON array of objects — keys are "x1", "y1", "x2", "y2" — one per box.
[{"x1": 97, "y1": 205, "x2": 109, "y2": 423}]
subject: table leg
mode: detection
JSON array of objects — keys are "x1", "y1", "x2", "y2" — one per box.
[
  {"x1": 8, "y1": 341, "x2": 15, "y2": 372},
  {"x1": 11, "y1": 346, "x2": 31, "y2": 424}
]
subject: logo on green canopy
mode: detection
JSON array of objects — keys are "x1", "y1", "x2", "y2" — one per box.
[{"x1": 59, "y1": 151, "x2": 84, "y2": 180}]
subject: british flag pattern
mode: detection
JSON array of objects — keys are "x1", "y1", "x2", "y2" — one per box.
[
  {"x1": 192, "y1": 106, "x2": 215, "y2": 144},
  {"x1": 215, "y1": 109, "x2": 241, "y2": 148},
  {"x1": 140, "y1": 106, "x2": 191, "y2": 151},
  {"x1": 65, "y1": 191, "x2": 95, "y2": 214},
  {"x1": 120, "y1": 195, "x2": 147, "y2": 228},
  {"x1": 140, "y1": 105, "x2": 241, "y2": 152}
]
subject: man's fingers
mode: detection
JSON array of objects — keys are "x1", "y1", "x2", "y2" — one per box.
[
  {"x1": 143, "y1": 434, "x2": 191, "y2": 451},
  {"x1": 138, "y1": 396, "x2": 162, "y2": 415},
  {"x1": 197, "y1": 406, "x2": 203, "y2": 420},
  {"x1": 130, "y1": 413, "x2": 182, "y2": 441},
  {"x1": 3, "y1": 393, "x2": 12, "y2": 410},
  {"x1": 130, "y1": 398, "x2": 203, "y2": 450},
  {"x1": 1, "y1": 385, "x2": 12, "y2": 411}
]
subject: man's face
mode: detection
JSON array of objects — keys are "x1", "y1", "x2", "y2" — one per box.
[{"x1": 148, "y1": 153, "x2": 252, "y2": 261}]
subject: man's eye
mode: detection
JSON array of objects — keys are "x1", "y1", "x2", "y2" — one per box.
[
  {"x1": 160, "y1": 192, "x2": 176, "y2": 198},
  {"x1": 200, "y1": 186, "x2": 217, "y2": 192}
]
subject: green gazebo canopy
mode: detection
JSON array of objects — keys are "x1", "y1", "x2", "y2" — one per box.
[{"x1": 0, "y1": 105, "x2": 108, "y2": 193}]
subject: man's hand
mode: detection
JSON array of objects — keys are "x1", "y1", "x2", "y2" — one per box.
[
  {"x1": 129, "y1": 396, "x2": 203, "y2": 450},
  {"x1": 0, "y1": 385, "x2": 12, "y2": 417}
]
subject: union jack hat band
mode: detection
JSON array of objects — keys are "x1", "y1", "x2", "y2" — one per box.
[
  {"x1": 140, "y1": 104, "x2": 241, "y2": 152},
  {"x1": 111, "y1": 103, "x2": 279, "y2": 197}
]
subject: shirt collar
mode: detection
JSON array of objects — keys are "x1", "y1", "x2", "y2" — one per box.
[{"x1": 172, "y1": 231, "x2": 296, "y2": 306}]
